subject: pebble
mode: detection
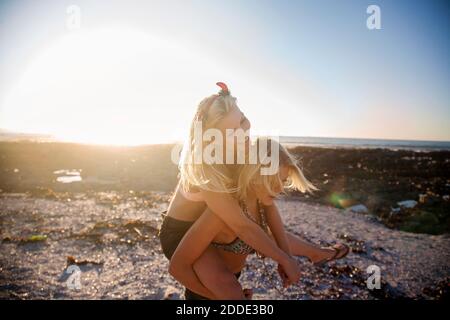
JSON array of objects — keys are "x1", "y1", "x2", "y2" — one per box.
[
  {"x1": 345, "y1": 204, "x2": 369, "y2": 214},
  {"x1": 397, "y1": 200, "x2": 418, "y2": 208}
]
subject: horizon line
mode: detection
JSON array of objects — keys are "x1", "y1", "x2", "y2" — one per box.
[{"x1": 0, "y1": 128, "x2": 449, "y2": 145}]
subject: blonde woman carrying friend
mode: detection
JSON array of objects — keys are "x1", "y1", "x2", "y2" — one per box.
[{"x1": 158, "y1": 83, "x2": 349, "y2": 299}]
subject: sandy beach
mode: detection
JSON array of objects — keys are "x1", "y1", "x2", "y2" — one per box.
[
  {"x1": 0, "y1": 141, "x2": 449, "y2": 299},
  {"x1": 0, "y1": 191, "x2": 448, "y2": 300}
]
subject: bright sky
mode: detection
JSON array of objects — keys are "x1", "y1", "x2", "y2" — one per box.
[{"x1": 0, "y1": 0, "x2": 449, "y2": 145}]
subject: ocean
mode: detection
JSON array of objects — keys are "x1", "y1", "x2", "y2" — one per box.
[
  {"x1": 1, "y1": 129, "x2": 449, "y2": 152},
  {"x1": 279, "y1": 136, "x2": 450, "y2": 152}
]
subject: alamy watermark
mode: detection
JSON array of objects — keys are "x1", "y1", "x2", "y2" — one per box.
[
  {"x1": 367, "y1": 5, "x2": 381, "y2": 30},
  {"x1": 171, "y1": 121, "x2": 280, "y2": 175},
  {"x1": 65, "y1": 265, "x2": 82, "y2": 290},
  {"x1": 66, "y1": 5, "x2": 81, "y2": 31},
  {"x1": 366, "y1": 265, "x2": 381, "y2": 289}
]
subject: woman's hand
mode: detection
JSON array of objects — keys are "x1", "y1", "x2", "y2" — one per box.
[
  {"x1": 277, "y1": 264, "x2": 290, "y2": 288},
  {"x1": 280, "y1": 256, "x2": 301, "y2": 284}
]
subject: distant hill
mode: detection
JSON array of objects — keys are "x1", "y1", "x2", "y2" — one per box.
[{"x1": 0, "y1": 129, "x2": 55, "y2": 142}]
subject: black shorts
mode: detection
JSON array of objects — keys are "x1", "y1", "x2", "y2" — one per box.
[
  {"x1": 158, "y1": 211, "x2": 241, "y2": 300},
  {"x1": 158, "y1": 211, "x2": 195, "y2": 261}
]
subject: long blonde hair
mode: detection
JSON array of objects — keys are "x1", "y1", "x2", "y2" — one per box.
[
  {"x1": 179, "y1": 89, "x2": 239, "y2": 193},
  {"x1": 236, "y1": 138, "x2": 319, "y2": 201}
]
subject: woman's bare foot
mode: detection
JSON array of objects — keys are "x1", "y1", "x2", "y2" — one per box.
[
  {"x1": 309, "y1": 244, "x2": 350, "y2": 265},
  {"x1": 309, "y1": 247, "x2": 336, "y2": 264}
]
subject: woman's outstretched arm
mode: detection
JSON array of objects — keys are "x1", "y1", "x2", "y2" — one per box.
[
  {"x1": 264, "y1": 203, "x2": 292, "y2": 255},
  {"x1": 264, "y1": 202, "x2": 293, "y2": 287},
  {"x1": 201, "y1": 190, "x2": 301, "y2": 284}
]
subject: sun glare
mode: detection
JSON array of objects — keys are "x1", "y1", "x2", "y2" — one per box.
[{"x1": 1, "y1": 27, "x2": 229, "y2": 145}]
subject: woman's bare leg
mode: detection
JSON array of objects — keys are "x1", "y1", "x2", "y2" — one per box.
[
  {"x1": 285, "y1": 232, "x2": 337, "y2": 263},
  {"x1": 191, "y1": 246, "x2": 245, "y2": 300}
]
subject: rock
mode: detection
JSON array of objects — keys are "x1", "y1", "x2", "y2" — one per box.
[
  {"x1": 397, "y1": 200, "x2": 418, "y2": 208},
  {"x1": 163, "y1": 286, "x2": 181, "y2": 300},
  {"x1": 418, "y1": 194, "x2": 427, "y2": 203},
  {"x1": 345, "y1": 204, "x2": 368, "y2": 214}
]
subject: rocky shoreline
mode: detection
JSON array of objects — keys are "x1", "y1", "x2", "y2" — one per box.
[
  {"x1": 0, "y1": 191, "x2": 448, "y2": 300},
  {"x1": 0, "y1": 141, "x2": 449, "y2": 299},
  {"x1": 1, "y1": 141, "x2": 449, "y2": 234}
]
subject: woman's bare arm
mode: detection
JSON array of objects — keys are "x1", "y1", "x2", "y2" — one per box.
[
  {"x1": 264, "y1": 203, "x2": 293, "y2": 287},
  {"x1": 201, "y1": 190, "x2": 301, "y2": 283},
  {"x1": 264, "y1": 203, "x2": 292, "y2": 255},
  {"x1": 169, "y1": 209, "x2": 244, "y2": 299}
]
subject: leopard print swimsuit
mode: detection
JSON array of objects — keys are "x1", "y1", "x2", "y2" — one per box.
[{"x1": 211, "y1": 199, "x2": 270, "y2": 255}]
